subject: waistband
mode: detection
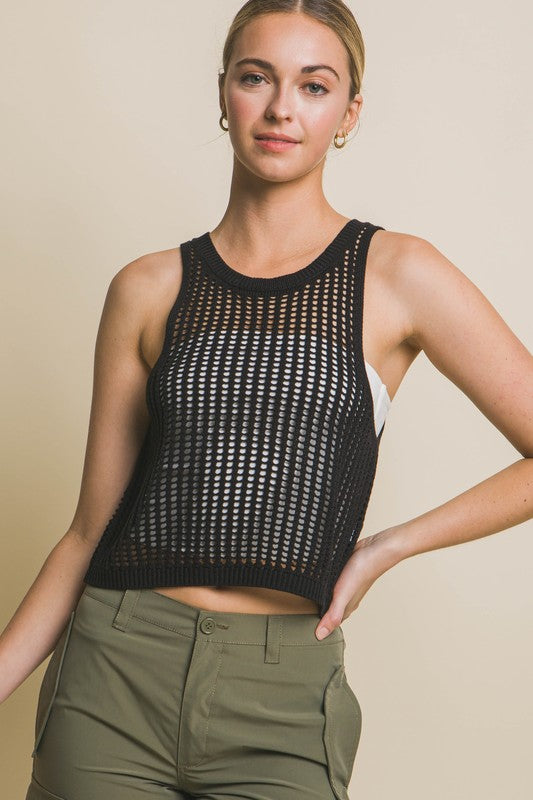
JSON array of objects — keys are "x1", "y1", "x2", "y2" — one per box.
[{"x1": 81, "y1": 585, "x2": 344, "y2": 649}]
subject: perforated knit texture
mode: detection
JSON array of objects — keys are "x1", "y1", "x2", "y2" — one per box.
[{"x1": 83, "y1": 219, "x2": 387, "y2": 616}]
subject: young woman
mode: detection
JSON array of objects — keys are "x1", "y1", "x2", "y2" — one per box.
[{"x1": 2, "y1": 1, "x2": 531, "y2": 798}]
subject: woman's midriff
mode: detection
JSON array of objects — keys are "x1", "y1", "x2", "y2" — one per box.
[{"x1": 151, "y1": 585, "x2": 320, "y2": 615}]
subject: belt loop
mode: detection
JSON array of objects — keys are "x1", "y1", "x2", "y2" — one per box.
[
  {"x1": 265, "y1": 615, "x2": 283, "y2": 663},
  {"x1": 112, "y1": 589, "x2": 141, "y2": 632}
]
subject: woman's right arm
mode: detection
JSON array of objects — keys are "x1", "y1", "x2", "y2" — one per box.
[{"x1": 0, "y1": 256, "x2": 155, "y2": 703}]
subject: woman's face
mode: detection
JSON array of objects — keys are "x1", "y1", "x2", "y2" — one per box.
[{"x1": 221, "y1": 12, "x2": 361, "y2": 182}]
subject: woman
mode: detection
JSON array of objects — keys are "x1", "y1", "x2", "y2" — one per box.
[{"x1": 2, "y1": 1, "x2": 531, "y2": 798}]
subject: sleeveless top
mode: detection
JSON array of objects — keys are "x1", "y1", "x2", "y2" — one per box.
[{"x1": 83, "y1": 218, "x2": 390, "y2": 616}]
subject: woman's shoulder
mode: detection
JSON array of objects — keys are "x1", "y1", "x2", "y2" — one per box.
[
  {"x1": 108, "y1": 245, "x2": 182, "y2": 320},
  {"x1": 364, "y1": 225, "x2": 455, "y2": 361},
  {"x1": 368, "y1": 224, "x2": 431, "y2": 265},
  {"x1": 110, "y1": 245, "x2": 182, "y2": 294},
  {"x1": 107, "y1": 246, "x2": 184, "y2": 371},
  {"x1": 365, "y1": 225, "x2": 438, "y2": 292}
]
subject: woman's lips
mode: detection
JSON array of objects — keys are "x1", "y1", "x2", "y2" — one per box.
[{"x1": 254, "y1": 137, "x2": 300, "y2": 152}]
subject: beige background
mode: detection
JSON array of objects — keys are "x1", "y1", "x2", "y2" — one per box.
[{"x1": 1, "y1": 1, "x2": 531, "y2": 797}]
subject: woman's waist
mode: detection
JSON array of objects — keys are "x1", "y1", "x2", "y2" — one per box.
[{"x1": 151, "y1": 584, "x2": 321, "y2": 615}]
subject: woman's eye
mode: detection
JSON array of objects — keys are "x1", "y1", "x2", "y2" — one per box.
[
  {"x1": 241, "y1": 73, "x2": 264, "y2": 86},
  {"x1": 304, "y1": 81, "x2": 329, "y2": 95},
  {"x1": 240, "y1": 73, "x2": 328, "y2": 95}
]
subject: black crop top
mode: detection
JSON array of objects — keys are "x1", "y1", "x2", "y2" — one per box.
[{"x1": 83, "y1": 218, "x2": 387, "y2": 616}]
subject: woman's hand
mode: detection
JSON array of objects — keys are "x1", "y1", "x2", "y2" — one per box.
[{"x1": 315, "y1": 528, "x2": 404, "y2": 640}]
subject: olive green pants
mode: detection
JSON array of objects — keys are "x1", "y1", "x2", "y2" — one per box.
[{"x1": 26, "y1": 584, "x2": 362, "y2": 799}]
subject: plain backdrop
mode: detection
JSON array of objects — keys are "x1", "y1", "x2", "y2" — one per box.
[{"x1": 1, "y1": 1, "x2": 532, "y2": 798}]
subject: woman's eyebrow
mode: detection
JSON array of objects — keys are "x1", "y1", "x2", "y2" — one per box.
[{"x1": 234, "y1": 57, "x2": 340, "y2": 81}]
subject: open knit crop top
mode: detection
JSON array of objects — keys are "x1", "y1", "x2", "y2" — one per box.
[{"x1": 83, "y1": 218, "x2": 391, "y2": 616}]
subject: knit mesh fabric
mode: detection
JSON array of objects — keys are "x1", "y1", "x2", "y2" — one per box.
[{"x1": 83, "y1": 218, "x2": 387, "y2": 616}]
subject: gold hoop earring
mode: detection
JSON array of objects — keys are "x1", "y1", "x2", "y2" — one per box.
[
  {"x1": 333, "y1": 115, "x2": 360, "y2": 149},
  {"x1": 219, "y1": 111, "x2": 229, "y2": 132},
  {"x1": 333, "y1": 130, "x2": 347, "y2": 149}
]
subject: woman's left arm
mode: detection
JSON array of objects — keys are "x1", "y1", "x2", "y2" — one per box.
[
  {"x1": 317, "y1": 236, "x2": 532, "y2": 637},
  {"x1": 385, "y1": 235, "x2": 533, "y2": 563}
]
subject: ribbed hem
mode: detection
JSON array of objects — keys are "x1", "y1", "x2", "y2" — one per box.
[{"x1": 83, "y1": 562, "x2": 332, "y2": 617}]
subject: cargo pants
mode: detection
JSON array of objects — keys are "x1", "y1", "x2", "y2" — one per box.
[{"x1": 25, "y1": 584, "x2": 363, "y2": 799}]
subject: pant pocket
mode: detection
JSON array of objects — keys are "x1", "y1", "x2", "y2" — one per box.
[
  {"x1": 322, "y1": 664, "x2": 363, "y2": 800},
  {"x1": 31, "y1": 610, "x2": 76, "y2": 757},
  {"x1": 25, "y1": 772, "x2": 66, "y2": 799}
]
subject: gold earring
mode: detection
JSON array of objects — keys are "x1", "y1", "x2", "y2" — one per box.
[
  {"x1": 333, "y1": 130, "x2": 347, "y2": 149},
  {"x1": 334, "y1": 115, "x2": 360, "y2": 148},
  {"x1": 219, "y1": 111, "x2": 229, "y2": 132}
]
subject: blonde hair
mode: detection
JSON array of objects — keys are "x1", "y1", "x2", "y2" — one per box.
[{"x1": 218, "y1": 0, "x2": 366, "y2": 103}]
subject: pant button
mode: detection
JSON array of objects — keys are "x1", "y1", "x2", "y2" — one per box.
[{"x1": 200, "y1": 617, "x2": 215, "y2": 634}]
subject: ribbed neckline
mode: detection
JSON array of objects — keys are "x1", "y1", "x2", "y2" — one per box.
[{"x1": 195, "y1": 218, "x2": 359, "y2": 293}]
